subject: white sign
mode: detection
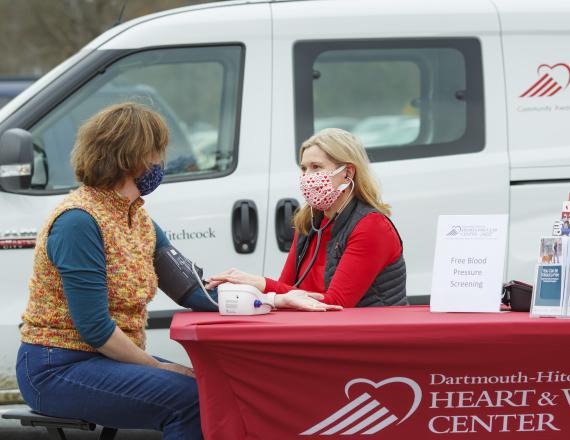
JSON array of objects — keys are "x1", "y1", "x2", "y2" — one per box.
[{"x1": 430, "y1": 215, "x2": 508, "y2": 313}]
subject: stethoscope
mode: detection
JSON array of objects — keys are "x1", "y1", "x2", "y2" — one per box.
[{"x1": 293, "y1": 179, "x2": 355, "y2": 287}]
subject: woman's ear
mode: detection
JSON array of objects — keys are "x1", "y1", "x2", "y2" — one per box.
[{"x1": 345, "y1": 164, "x2": 355, "y2": 180}]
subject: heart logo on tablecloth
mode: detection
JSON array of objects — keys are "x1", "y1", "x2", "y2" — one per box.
[
  {"x1": 520, "y1": 63, "x2": 570, "y2": 98},
  {"x1": 300, "y1": 377, "x2": 422, "y2": 436}
]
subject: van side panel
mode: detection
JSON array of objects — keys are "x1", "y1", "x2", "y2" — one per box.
[
  {"x1": 496, "y1": 0, "x2": 570, "y2": 176},
  {"x1": 495, "y1": 0, "x2": 570, "y2": 282}
]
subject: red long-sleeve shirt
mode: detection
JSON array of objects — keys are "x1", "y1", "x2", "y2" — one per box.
[{"x1": 264, "y1": 212, "x2": 402, "y2": 307}]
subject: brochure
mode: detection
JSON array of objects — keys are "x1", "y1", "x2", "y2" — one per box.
[
  {"x1": 552, "y1": 199, "x2": 570, "y2": 236},
  {"x1": 531, "y1": 236, "x2": 569, "y2": 317}
]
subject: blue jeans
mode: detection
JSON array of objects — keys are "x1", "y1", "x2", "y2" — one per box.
[{"x1": 16, "y1": 343, "x2": 202, "y2": 440}]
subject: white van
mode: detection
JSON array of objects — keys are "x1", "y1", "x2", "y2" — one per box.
[{"x1": 1, "y1": 0, "x2": 569, "y2": 398}]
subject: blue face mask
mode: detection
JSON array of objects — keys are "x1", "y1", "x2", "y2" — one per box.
[{"x1": 135, "y1": 164, "x2": 164, "y2": 196}]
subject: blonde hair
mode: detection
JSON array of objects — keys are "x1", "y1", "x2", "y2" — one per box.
[
  {"x1": 294, "y1": 128, "x2": 391, "y2": 235},
  {"x1": 71, "y1": 102, "x2": 169, "y2": 190}
]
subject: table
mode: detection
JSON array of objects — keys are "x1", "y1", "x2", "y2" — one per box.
[{"x1": 170, "y1": 306, "x2": 570, "y2": 440}]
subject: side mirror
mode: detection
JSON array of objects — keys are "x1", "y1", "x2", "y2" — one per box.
[{"x1": 0, "y1": 128, "x2": 34, "y2": 192}]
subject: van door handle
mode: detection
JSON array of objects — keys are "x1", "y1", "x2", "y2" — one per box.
[
  {"x1": 232, "y1": 200, "x2": 258, "y2": 254},
  {"x1": 275, "y1": 198, "x2": 299, "y2": 252}
]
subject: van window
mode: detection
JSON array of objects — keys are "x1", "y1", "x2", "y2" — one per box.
[
  {"x1": 294, "y1": 39, "x2": 484, "y2": 162},
  {"x1": 29, "y1": 46, "x2": 242, "y2": 191}
]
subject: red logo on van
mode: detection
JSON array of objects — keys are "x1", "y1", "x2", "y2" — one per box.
[{"x1": 519, "y1": 63, "x2": 570, "y2": 98}]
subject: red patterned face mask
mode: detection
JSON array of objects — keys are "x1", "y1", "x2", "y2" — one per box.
[{"x1": 300, "y1": 165, "x2": 349, "y2": 211}]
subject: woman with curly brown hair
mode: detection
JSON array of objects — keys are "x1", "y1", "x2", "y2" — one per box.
[
  {"x1": 16, "y1": 102, "x2": 201, "y2": 439},
  {"x1": 16, "y1": 102, "x2": 338, "y2": 439}
]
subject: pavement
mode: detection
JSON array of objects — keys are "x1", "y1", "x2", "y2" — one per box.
[{"x1": 0, "y1": 405, "x2": 162, "y2": 439}]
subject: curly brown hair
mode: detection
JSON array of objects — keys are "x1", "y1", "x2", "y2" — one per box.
[{"x1": 71, "y1": 102, "x2": 169, "y2": 189}]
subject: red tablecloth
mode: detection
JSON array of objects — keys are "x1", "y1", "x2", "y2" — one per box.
[{"x1": 170, "y1": 306, "x2": 570, "y2": 440}]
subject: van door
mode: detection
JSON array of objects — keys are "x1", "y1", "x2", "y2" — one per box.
[
  {"x1": 0, "y1": 3, "x2": 271, "y2": 370},
  {"x1": 267, "y1": 0, "x2": 509, "y2": 300}
]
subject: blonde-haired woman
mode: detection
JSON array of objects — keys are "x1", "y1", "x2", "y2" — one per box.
[{"x1": 209, "y1": 128, "x2": 408, "y2": 307}]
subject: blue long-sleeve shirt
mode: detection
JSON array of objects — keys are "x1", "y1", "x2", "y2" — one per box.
[{"x1": 47, "y1": 209, "x2": 217, "y2": 349}]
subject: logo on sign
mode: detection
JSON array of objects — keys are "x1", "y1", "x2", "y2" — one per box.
[
  {"x1": 519, "y1": 63, "x2": 570, "y2": 98},
  {"x1": 446, "y1": 226, "x2": 462, "y2": 237},
  {"x1": 300, "y1": 377, "x2": 422, "y2": 436},
  {"x1": 443, "y1": 224, "x2": 500, "y2": 240}
]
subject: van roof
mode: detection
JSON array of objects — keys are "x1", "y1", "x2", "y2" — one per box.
[
  {"x1": 85, "y1": 0, "x2": 267, "y2": 50},
  {"x1": 84, "y1": 0, "x2": 570, "y2": 51}
]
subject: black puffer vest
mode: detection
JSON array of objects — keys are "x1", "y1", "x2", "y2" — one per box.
[{"x1": 295, "y1": 199, "x2": 408, "y2": 307}]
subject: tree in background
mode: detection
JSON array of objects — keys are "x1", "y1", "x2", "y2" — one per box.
[{"x1": 0, "y1": 0, "x2": 216, "y2": 76}]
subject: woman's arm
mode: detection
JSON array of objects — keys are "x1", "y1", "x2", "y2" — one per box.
[
  {"x1": 97, "y1": 326, "x2": 160, "y2": 367},
  {"x1": 206, "y1": 233, "x2": 300, "y2": 294},
  {"x1": 207, "y1": 214, "x2": 401, "y2": 307},
  {"x1": 47, "y1": 210, "x2": 116, "y2": 348},
  {"x1": 97, "y1": 326, "x2": 193, "y2": 376},
  {"x1": 152, "y1": 220, "x2": 218, "y2": 311},
  {"x1": 205, "y1": 231, "x2": 341, "y2": 311}
]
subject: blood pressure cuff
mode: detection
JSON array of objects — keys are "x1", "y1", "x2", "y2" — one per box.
[{"x1": 154, "y1": 245, "x2": 204, "y2": 307}]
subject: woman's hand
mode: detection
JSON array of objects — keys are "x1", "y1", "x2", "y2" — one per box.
[
  {"x1": 156, "y1": 361, "x2": 195, "y2": 378},
  {"x1": 206, "y1": 268, "x2": 266, "y2": 291},
  {"x1": 275, "y1": 290, "x2": 343, "y2": 312}
]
